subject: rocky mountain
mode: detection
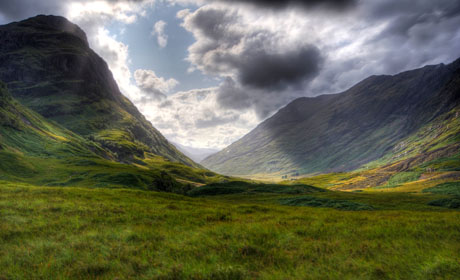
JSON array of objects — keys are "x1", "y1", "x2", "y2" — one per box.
[
  {"x1": 202, "y1": 58, "x2": 460, "y2": 176},
  {"x1": 0, "y1": 15, "x2": 197, "y2": 168},
  {"x1": 0, "y1": 15, "x2": 235, "y2": 191}
]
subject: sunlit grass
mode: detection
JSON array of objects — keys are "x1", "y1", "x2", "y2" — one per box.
[{"x1": 1, "y1": 181, "x2": 459, "y2": 279}]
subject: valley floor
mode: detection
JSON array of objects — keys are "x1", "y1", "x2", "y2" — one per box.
[{"x1": 0, "y1": 181, "x2": 459, "y2": 279}]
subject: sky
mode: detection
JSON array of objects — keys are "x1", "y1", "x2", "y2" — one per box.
[{"x1": 0, "y1": 0, "x2": 460, "y2": 150}]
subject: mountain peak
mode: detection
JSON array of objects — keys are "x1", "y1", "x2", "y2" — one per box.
[
  {"x1": 9, "y1": 15, "x2": 88, "y2": 47},
  {"x1": 0, "y1": 15, "x2": 199, "y2": 168}
]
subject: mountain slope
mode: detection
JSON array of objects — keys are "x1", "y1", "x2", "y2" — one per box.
[
  {"x1": 172, "y1": 141, "x2": 219, "y2": 163},
  {"x1": 0, "y1": 15, "x2": 197, "y2": 167},
  {"x1": 0, "y1": 80, "x2": 230, "y2": 191},
  {"x1": 0, "y1": 81, "x2": 168, "y2": 189},
  {"x1": 0, "y1": 81, "x2": 108, "y2": 160},
  {"x1": 202, "y1": 59, "x2": 460, "y2": 176}
]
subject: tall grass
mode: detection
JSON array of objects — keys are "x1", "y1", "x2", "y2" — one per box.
[{"x1": 0, "y1": 181, "x2": 459, "y2": 279}]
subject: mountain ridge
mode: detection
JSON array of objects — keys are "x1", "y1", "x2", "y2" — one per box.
[{"x1": 202, "y1": 58, "x2": 460, "y2": 176}]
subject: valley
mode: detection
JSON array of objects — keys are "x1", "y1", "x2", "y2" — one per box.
[
  {"x1": 0, "y1": 14, "x2": 459, "y2": 280},
  {"x1": 1, "y1": 181, "x2": 459, "y2": 279}
]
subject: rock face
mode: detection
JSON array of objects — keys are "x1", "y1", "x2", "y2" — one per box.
[
  {"x1": 0, "y1": 15, "x2": 198, "y2": 167},
  {"x1": 202, "y1": 58, "x2": 460, "y2": 176}
]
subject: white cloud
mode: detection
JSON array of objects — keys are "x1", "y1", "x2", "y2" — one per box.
[
  {"x1": 152, "y1": 20, "x2": 168, "y2": 48},
  {"x1": 138, "y1": 88, "x2": 259, "y2": 149},
  {"x1": 134, "y1": 69, "x2": 178, "y2": 100},
  {"x1": 62, "y1": 1, "x2": 256, "y2": 150},
  {"x1": 65, "y1": 1, "x2": 157, "y2": 103}
]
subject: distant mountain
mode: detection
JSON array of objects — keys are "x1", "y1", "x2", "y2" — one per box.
[
  {"x1": 202, "y1": 58, "x2": 460, "y2": 176},
  {"x1": 0, "y1": 15, "x2": 197, "y2": 168},
  {"x1": 171, "y1": 141, "x2": 218, "y2": 163}
]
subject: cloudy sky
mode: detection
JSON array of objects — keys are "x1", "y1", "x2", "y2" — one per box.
[{"x1": 1, "y1": 0, "x2": 459, "y2": 150}]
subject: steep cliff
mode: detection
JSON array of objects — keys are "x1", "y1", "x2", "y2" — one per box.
[{"x1": 0, "y1": 15, "x2": 198, "y2": 167}]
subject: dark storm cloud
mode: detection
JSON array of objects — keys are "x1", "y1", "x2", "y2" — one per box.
[
  {"x1": 216, "y1": 78, "x2": 304, "y2": 118},
  {"x1": 372, "y1": 0, "x2": 460, "y2": 40},
  {"x1": 212, "y1": 0, "x2": 356, "y2": 10},
  {"x1": 367, "y1": 0, "x2": 460, "y2": 21},
  {"x1": 0, "y1": 0, "x2": 62, "y2": 21},
  {"x1": 183, "y1": 6, "x2": 322, "y2": 91},
  {"x1": 360, "y1": 0, "x2": 460, "y2": 75},
  {"x1": 217, "y1": 78, "x2": 251, "y2": 109},
  {"x1": 235, "y1": 45, "x2": 322, "y2": 90},
  {"x1": 181, "y1": 6, "x2": 323, "y2": 117},
  {"x1": 181, "y1": 0, "x2": 460, "y2": 120}
]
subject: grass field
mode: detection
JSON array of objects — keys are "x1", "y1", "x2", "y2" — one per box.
[{"x1": 1, "y1": 181, "x2": 459, "y2": 279}]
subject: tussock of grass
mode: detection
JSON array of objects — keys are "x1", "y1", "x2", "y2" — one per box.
[{"x1": 279, "y1": 196, "x2": 374, "y2": 211}]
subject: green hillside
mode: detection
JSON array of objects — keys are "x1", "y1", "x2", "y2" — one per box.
[
  {"x1": 0, "y1": 82, "x2": 227, "y2": 192},
  {"x1": 0, "y1": 15, "x2": 197, "y2": 168},
  {"x1": 286, "y1": 105, "x2": 460, "y2": 192},
  {"x1": 202, "y1": 58, "x2": 460, "y2": 176}
]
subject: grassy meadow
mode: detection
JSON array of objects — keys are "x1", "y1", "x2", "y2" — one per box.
[{"x1": 1, "y1": 180, "x2": 459, "y2": 279}]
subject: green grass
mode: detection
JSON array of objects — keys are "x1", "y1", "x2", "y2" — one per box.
[
  {"x1": 286, "y1": 172, "x2": 362, "y2": 189},
  {"x1": 428, "y1": 198, "x2": 460, "y2": 209},
  {"x1": 0, "y1": 181, "x2": 459, "y2": 279},
  {"x1": 423, "y1": 181, "x2": 460, "y2": 196},
  {"x1": 188, "y1": 181, "x2": 324, "y2": 197},
  {"x1": 279, "y1": 196, "x2": 374, "y2": 211},
  {"x1": 362, "y1": 107, "x2": 460, "y2": 172},
  {"x1": 375, "y1": 172, "x2": 422, "y2": 189}
]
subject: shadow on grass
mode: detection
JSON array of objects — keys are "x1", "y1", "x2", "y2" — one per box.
[
  {"x1": 187, "y1": 181, "x2": 325, "y2": 197},
  {"x1": 279, "y1": 196, "x2": 374, "y2": 211}
]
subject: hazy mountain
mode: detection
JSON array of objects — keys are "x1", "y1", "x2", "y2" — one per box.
[
  {"x1": 202, "y1": 59, "x2": 460, "y2": 176},
  {"x1": 0, "y1": 15, "x2": 197, "y2": 168},
  {"x1": 171, "y1": 141, "x2": 218, "y2": 163}
]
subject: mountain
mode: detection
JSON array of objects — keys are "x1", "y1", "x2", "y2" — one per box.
[
  {"x1": 0, "y1": 81, "x2": 145, "y2": 186},
  {"x1": 0, "y1": 15, "x2": 197, "y2": 168},
  {"x1": 1, "y1": 80, "x2": 223, "y2": 193},
  {"x1": 0, "y1": 15, "x2": 234, "y2": 191},
  {"x1": 172, "y1": 141, "x2": 219, "y2": 163},
  {"x1": 202, "y1": 59, "x2": 460, "y2": 176}
]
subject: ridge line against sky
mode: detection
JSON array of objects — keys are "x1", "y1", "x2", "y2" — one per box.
[{"x1": 0, "y1": 0, "x2": 459, "y2": 149}]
